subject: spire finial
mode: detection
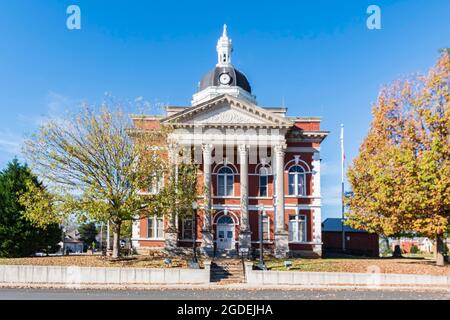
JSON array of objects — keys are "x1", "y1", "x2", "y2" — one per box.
[
  {"x1": 223, "y1": 24, "x2": 228, "y2": 37},
  {"x1": 216, "y1": 24, "x2": 233, "y2": 66}
]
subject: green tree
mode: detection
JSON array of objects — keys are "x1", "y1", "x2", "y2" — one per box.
[
  {"x1": 347, "y1": 53, "x2": 450, "y2": 266},
  {"x1": 78, "y1": 222, "x2": 98, "y2": 247},
  {"x1": 22, "y1": 105, "x2": 197, "y2": 258},
  {"x1": 0, "y1": 159, "x2": 61, "y2": 257}
]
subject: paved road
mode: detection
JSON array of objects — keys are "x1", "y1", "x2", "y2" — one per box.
[{"x1": 0, "y1": 288, "x2": 449, "y2": 300}]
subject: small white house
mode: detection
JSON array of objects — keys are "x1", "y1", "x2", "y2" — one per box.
[{"x1": 58, "y1": 237, "x2": 84, "y2": 254}]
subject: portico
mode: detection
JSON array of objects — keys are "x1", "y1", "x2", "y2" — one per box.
[{"x1": 164, "y1": 102, "x2": 293, "y2": 255}]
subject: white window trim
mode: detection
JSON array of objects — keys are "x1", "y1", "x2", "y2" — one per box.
[
  {"x1": 212, "y1": 196, "x2": 240, "y2": 199},
  {"x1": 251, "y1": 241, "x2": 274, "y2": 244},
  {"x1": 147, "y1": 215, "x2": 165, "y2": 240},
  {"x1": 249, "y1": 196, "x2": 272, "y2": 200},
  {"x1": 217, "y1": 167, "x2": 235, "y2": 196},
  {"x1": 288, "y1": 165, "x2": 307, "y2": 196},
  {"x1": 259, "y1": 168, "x2": 269, "y2": 197},
  {"x1": 288, "y1": 214, "x2": 307, "y2": 243}
]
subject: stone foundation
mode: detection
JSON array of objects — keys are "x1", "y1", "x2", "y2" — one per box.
[
  {"x1": 239, "y1": 230, "x2": 252, "y2": 251},
  {"x1": 274, "y1": 231, "x2": 289, "y2": 258},
  {"x1": 201, "y1": 229, "x2": 214, "y2": 256}
]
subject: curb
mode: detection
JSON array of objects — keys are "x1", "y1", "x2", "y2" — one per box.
[{"x1": 1, "y1": 282, "x2": 450, "y2": 293}]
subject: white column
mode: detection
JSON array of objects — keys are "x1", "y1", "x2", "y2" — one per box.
[
  {"x1": 201, "y1": 143, "x2": 214, "y2": 254},
  {"x1": 239, "y1": 144, "x2": 249, "y2": 230},
  {"x1": 274, "y1": 145, "x2": 286, "y2": 232},
  {"x1": 274, "y1": 144, "x2": 289, "y2": 257},
  {"x1": 312, "y1": 151, "x2": 322, "y2": 256},
  {"x1": 238, "y1": 144, "x2": 251, "y2": 250}
]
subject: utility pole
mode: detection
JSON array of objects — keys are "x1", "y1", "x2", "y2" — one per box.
[{"x1": 99, "y1": 223, "x2": 103, "y2": 254}]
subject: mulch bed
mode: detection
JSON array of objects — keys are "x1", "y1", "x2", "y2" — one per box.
[
  {"x1": 0, "y1": 251, "x2": 203, "y2": 269},
  {"x1": 265, "y1": 257, "x2": 450, "y2": 276}
]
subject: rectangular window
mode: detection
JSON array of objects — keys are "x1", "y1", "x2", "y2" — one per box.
[
  {"x1": 259, "y1": 175, "x2": 268, "y2": 197},
  {"x1": 147, "y1": 215, "x2": 164, "y2": 239},
  {"x1": 288, "y1": 215, "x2": 306, "y2": 242},
  {"x1": 297, "y1": 175, "x2": 305, "y2": 196},
  {"x1": 288, "y1": 174, "x2": 295, "y2": 195},
  {"x1": 149, "y1": 173, "x2": 163, "y2": 195},
  {"x1": 218, "y1": 175, "x2": 225, "y2": 196},
  {"x1": 226, "y1": 175, "x2": 233, "y2": 196},
  {"x1": 182, "y1": 219, "x2": 193, "y2": 240}
]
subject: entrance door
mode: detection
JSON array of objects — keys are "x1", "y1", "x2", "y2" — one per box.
[{"x1": 217, "y1": 216, "x2": 234, "y2": 250}]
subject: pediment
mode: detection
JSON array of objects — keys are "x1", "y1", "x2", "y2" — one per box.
[
  {"x1": 161, "y1": 94, "x2": 292, "y2": 128},
  {"x1": 185, "y1": 104, "x2": 270, "y2": 125}
]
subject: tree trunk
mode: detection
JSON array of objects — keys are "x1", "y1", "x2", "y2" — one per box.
[
  {"x1": 106, "y1": 220, "x2": 111, "y2": 254},
  {"x1": 436, "y1": 234, "x2": 446, "y2": 267},
  {"x1": 393, "y1": 245, "x2": 402, "y2": 258},
  {"x1": 112, "y1": 221, "x2": 122, "y2": 259}
]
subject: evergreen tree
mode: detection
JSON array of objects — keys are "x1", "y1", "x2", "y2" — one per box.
[
  {"x1": 0, "y1": 159, "x2": 61, "y2": 257},
  {"x1": 78, "y1": 222, "x2": 98, "y2": 247}
]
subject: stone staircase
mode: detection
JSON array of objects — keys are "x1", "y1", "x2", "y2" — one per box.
[
  {"x1": 210, "y1": 258, "x2": 245, "y2": 284},
  {"x1": 214, "y1": 249, "x2": 238, "y2": 259}
]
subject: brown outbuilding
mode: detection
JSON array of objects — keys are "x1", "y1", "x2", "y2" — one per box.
[{"x1": 322, "y1": 218, "x2": 379, "y2": 257}]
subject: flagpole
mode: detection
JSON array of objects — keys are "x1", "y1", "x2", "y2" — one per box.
[{"x1": 340, "y1": 124, "x2": 346, "y2": 252}]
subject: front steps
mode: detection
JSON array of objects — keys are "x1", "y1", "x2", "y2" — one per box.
[
  {"x1": 214, "y1": 249, "x2": 238, "y2": 259},
  {"x1": 210, "y1": 258, "x2": 245, "y2": 284}
]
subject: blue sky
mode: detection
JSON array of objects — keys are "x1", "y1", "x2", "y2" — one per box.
[{"x1": 0, "y1": 0, "x2": 449, "y2": 219}]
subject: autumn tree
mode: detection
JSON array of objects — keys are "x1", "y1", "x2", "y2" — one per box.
[
  {"x1": 22, "y1": 104, "x2": 198, "y2": 258},
  {"x1": 347, "y1": 52, "x2": 450, "y2": 265}
]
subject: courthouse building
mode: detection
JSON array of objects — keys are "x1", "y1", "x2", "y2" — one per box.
[{"x1": 131, "y1": 26, "x2": 329, "y2": 257}]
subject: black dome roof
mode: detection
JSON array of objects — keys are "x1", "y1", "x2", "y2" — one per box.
[{"x1": 199, "y1": 66, "x2": 252, "y2": 93}]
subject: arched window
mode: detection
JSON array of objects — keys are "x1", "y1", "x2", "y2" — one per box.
[
  {"x1": 259, "y1": 167, "x2": 269, "y2": 197},
  {"x1": 217, "y1": 215, "x2": 234, "y2": 225},
  {"x1": 217, "y1": 166, "x2": 234, "y2": 196},
  {"x1": 288, "y1": 165, "x2": 306, "y2": 196}
]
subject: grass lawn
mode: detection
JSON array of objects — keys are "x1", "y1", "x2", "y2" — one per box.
[
  {"x1": 263, "y1": 256, "x2": 450, "y2": 276},
  {"x1": 0, "y1": 251, "x2": 204, "y2": 269}
]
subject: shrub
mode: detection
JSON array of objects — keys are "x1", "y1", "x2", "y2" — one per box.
[{"x1": 410, "y1": 245, "x2": 420, "y2": 254}]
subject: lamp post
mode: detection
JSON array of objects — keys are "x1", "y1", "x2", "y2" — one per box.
[
  {"x1": 61, "y1": 226, "x2": 66, "y2": 256},
  {"x1": 191, "y1": 201, "x2": 199, "y2": 268},
  {"x1": 258, "y1": 204, "x2": 267, "y2": 270}
]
